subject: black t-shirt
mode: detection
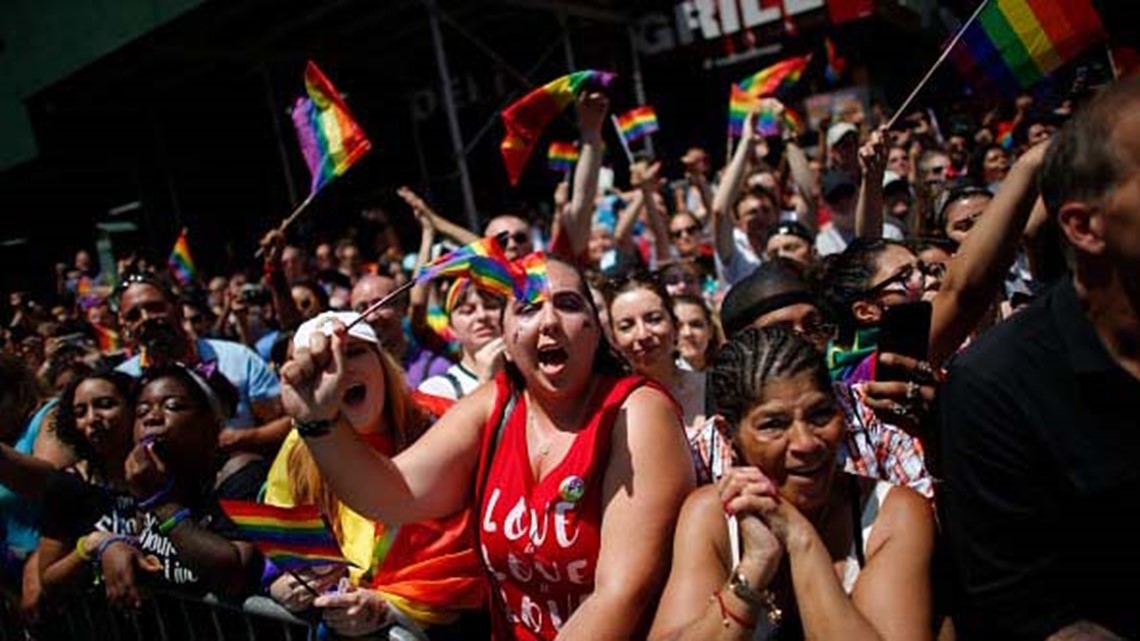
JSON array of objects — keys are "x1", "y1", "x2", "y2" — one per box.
[
  {"x1": 938, "y1": 278, "x2": 1140, "y2": 640},
  {"x1": 40, "y1": 471, "x2": 250, "y2": 592}
]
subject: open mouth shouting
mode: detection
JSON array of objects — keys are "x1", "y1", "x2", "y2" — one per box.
[
  {"x1": 536, "y1": 343, "x2": 570, "y2": 377},
  {"x1": 343, "y1": 382, "x2": 368, "y2": 409}
]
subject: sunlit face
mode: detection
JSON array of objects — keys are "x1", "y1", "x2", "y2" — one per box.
[
  {"x1": 485, "y1": 216, "x2": 533, "y2": 260},
  {"x1": 752, "y1": 302, "x2": 832, "y2": 352},
  {"x1": 674, "y1": 301, "x2": 712, "y2": 370},
  {"x1": 73, "y1": 378, "x2": 132, "y2": 459},
  {"x1": 668, "y1": 213, "x2": 703, "y2": 257},
  {"x1": 860, "y1": 245, "x2": 927, "y2": 322},
  {"x1": 918, "y1": 246, "x2": 952, "y2": 302},
  {"x1": 339, "y1": 339, "x2": 386, "y2": 433},
  {"x1": 944, "y1": 195, "x2": 991, "y2": 246},
  {"x1": 921, "y1": 153, "x2": 951, "y2": 190},
  {"x1": 736, "y1": 194, "x2": 778, "y2": 253},
  {"x1": 588, "y1": 226, "x2": 615, "y2": 266},
  {"x1": 134, "y1": 376, "x2": 217, "y2": 473},
  {"x1": 610, "y1": 286, "x2": 676, "y2": 376},
  {"x1": 449, "y1": 287, "x2": 504, "y2": 356},
  {"x1": 351, "y1": 276, "x2": 406, "y2": 355},
  {"x1": 661, "y1": 264, "x2": 702, "y2": 298},
  {"x1": 887, "y1": 147, "x2": 909, "y2": 176},
  {"x1": 503, "y1": 262, "x2": 598, "y2": 397},
  {"x1": 765, "y1": 234, "x2": 813, "y2": 265},
  {"x1": 734, "y1": 370, "x2": 844, "y2": 512},
  {"x1": 291, "y1": 285, "x2": 322, "y2": 320},
  {"x1": 983, "y1": 147, "x2": 1010, "y2": 184},
  {"x1": 118, "y1": 283, "x2": 175, "y2": 345}
]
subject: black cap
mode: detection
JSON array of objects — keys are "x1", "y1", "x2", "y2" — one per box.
[
  {"x1": 720, "y1": 259, "x2": 817, "y2": 338},
  {"x1": 821, "y1": 169, "x2": 857, "y2": 203},
  {"x1": 764, "y1": 221, "x2": 814, "y2": 245}
]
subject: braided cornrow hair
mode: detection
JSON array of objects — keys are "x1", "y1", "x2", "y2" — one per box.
[{"x1": 708, "y1": 326, "x2": 832, "y2": 437}]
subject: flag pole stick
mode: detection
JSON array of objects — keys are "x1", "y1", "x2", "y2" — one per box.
[
  {"x1": 286, "y1": 568, "x2": 321, "y2": 599},
  {"x1": 885, "y1": 0, "x2": 992, "y2": 130},
  {"x1": 255, "y1": 193, "x2": 316, "y2": 258},
  {"x1": 611, "y1": 115, "x2": 635, "y2": 165},
  {"x1": 345, "y1": 279, "x2": 417, "y2": 331},
  {"x1": 1106, "y1": 43, "x2": 1120, "y2": 80}
]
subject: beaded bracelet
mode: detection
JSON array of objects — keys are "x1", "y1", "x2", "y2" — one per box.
[
  {"x1": 158, "y1": 507, "x2": 193, "y2": 535},
  {"x1": 94, "y1": 534, "x2": 139, "y2": 562}
]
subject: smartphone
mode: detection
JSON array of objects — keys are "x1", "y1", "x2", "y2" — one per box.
[{"x1": 875, "y1": 301, "x2": 932, "y2": 382}]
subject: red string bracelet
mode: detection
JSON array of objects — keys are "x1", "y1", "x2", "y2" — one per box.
[{"x1": 713, "y1": 589, "x2": 756, "y2": 629}]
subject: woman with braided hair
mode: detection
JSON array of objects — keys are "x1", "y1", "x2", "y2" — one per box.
[{"x1": 650, "y1": 326, "x2": 934, "y2": 641}]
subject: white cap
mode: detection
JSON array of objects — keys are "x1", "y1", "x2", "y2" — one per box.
[
  {"x1": 826, "y1": 122, "x2": 859, "y2": 148},
  {"x1": 292, "y1": 311, "x2": 378, "y2": 351}
]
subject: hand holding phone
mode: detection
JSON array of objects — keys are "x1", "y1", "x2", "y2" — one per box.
[{"x1": 875, "y1": 301, "x2": 932, "y2": 382}]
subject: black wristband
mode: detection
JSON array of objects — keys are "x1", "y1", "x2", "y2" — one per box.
[{"x1": 293, "y1": 416, "x2": 338, "y2": 438}]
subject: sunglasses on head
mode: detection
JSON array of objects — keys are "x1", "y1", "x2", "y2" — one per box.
[{"x1": 495, "y1": 230, "x2": 530, "y2": 246}]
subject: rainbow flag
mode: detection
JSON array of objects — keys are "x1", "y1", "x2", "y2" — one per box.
[
  {"x1": 615, "y1": 106, "x2": 659, "y2": 143},
  {"x1": 736, "y1": 55, "x2": 811, "y2": 98},
  {"x1": 220, "y1": 501, "x2": 350, "y2": 571},
  {"x1": 511, "y1": 252, "x2": 549, "y2": 305},
  {"x1": 168, "y1": 228, "x2": 196, "y2": 288},
  {"x1": 292, "y1": 61, "x2": 372, "y2": 195},
  {"x1": 952, "y1": 0, "x2": 1105, "y2": 93},
  {"x1": 93, "y1": 325, "x2": 121, "y2": 354},
  {"x1": 416, "y1": 237, "x2": 510, "y2": 284},
  {"x1": 500, "y1": 70, "x2": 616, "y2": 185},
  {"x1": 547, "y1": 141, "x2": 579, "y2": 174},
  {"x1": 426, "y1": 305, "x2": 458, "y2": 347},
  {"x1": 824, "y1": 38, "x2": 847, "y2": 84}
]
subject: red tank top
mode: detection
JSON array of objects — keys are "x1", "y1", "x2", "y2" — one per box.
[{"x1": 476, "y1": 372, "x2": 652, "y2": 640}]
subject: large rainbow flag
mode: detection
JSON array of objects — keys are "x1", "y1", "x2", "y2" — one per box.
[
  {"x1": 168, "y1": 228, "x2": 196, "y2": 288},
  {"x1": 291, "y1": 61, "x2": 372, "y2": 195},
  {"x1": 952, "y1": 0, "x2": 1105, "y2": 93},
  {"x1": 500, "y1": 70, "x2": 616, "y2": 185},
  {"x1": 416, "y1": 237, "x2": 510, "y2": 284},
  {"x1": 615, "y1": 106, "x2": 659, "y2": 143},
  {"x1": 736, "y1": 55, "x2": 812, "y2": 98},
  {"x1": 220, "y1": 501, "x2": 350, "y2": 571}
]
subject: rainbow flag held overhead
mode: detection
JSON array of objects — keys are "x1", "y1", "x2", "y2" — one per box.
[
  {"x1": 220, "y1": 501, "x2": 351, "y2": 570},
  {"x1": 168, "y1": 228, "x2": 196, "y2": 288},
  {"x1": 500, "y1": 70, "x2": 616, "y2": 185},
  {"x1": 615, "y1": 106, "x2": 659, "y2": 143},
  {"x1": 952, "y1": 0, "x2": 1105, "y2": 94},
  {"x1": 512, "y1": 252, "x2": 549, "y2": 305},
  {"x1": 416, "y1": 237, "x2": 511, "y2": 284},
  {"x1": 291, "y1": 61, "x2": 372, "y2": 195},
  {"x1": 547, "y1": 142, "x2": 579, "y2": 174},
  {"x1": 736, "y1": 55, "x2": 812, "y2": 98}
]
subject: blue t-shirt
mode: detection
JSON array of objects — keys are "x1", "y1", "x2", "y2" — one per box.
[
  {"x1": 118, "y1": 338, "x2": 280, "y2": 429},
  {"x1": 0, "y1": 399, "x2": 58, "y2": 560}
]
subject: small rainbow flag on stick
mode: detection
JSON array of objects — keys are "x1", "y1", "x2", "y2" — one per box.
[
  {"x1": 500, "y1": 70, "x2": 616, "y2": 185},
  {"x1": 291, "y1": 61, "x2": 372, "y2": 196},
  {"x1": 416, "y1": 237, "x2": 511, "y2": 284},
  {"x1": 736, "y1": 55, "x2": 811, "y2": 99},
  {"x1": 547, "y1": 142, "x2": 579, "y2": 174},
  {"x1": 168, "y1": 228, "x2": 196, "y2": 288},
  {"x1": 220, "y1": 501, "x2": 350, "y2": 571},
  {"x1": 615, "y1": 106, "x2": 659, "y2": 143},
  {"x1": 951, "y1": 0, "x2": 1105, "y2": 93}
]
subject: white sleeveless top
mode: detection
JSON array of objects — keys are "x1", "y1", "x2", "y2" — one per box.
[{"x1": 726, "y1": 478, "x2": 894, "y2": 640}]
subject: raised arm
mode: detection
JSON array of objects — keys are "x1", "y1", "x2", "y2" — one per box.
[
  {"x1": 401, "y1": 188, "x2": 437, "y2": 338},
  {"x1": 929, "y1": 141, "x2": 1047, "y2": 367},
  {"x1": 562, "y1": 92, "x2": 610, "y2": 258},
  {"x1": 279, "y1": 324, "x2": 489, "y2": 525},
  {"x1": 785, "y1": 140, "x2": 819, "y2": 235},
  {"x1": 554, "y1": 386, "x2": 695, "y2": 641},
  {"x1": 712, "y1": 111, "x2": 759, "y2": 264},
  {"x1": 855, "y1": 127, "x2": 888, "y2": 239},
  {"x1": 397, "y1": 186, "x2": 480, "y2": 247}
]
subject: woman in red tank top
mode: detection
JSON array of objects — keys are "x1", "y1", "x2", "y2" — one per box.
[{"x1": 280, "y1": 256, "x2": 696, "y2": 641}]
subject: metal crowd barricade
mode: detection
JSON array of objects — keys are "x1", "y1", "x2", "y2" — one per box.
[{"x1": 2, "y1": 587, "x2": 431, "y2": 641}]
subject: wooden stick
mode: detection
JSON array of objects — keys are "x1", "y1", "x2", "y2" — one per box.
[
  {"x1": 255, "y1": 194, "x2": 315, "y2": 258},
  {"x1": 345, "y1": 279, "x2": 417, "y2": 330},
  {"x1": 286, "y1": 568, "x2": 321, "y2": 599},
  {"x1": 885, "y1": 0, "x2": 992, "y2": 130},
  {"x1": 611, "y1": 115, "x2": 635, "y2": 165}
]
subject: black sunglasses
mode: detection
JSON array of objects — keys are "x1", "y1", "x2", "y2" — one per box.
[
  {"x1": 669, "y1": 224, "x2": 701, "y2": 240},
  {"x1": 495, "y1": 230, "x2": 530, "y2": 246},
  {"x1": 864, "y1": 261, "x2": 946, "y2": 298}
]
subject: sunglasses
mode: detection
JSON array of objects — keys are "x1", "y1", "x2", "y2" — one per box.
[
  {"x1": 495, "y1": 231, "x2": 530, "y2": 246},
  {"x1": 864, "y1": 261, "x2": 946, "y2": 298},
  {"x1": 669, "y1": 224, "x2": 701, "y2": 240}
]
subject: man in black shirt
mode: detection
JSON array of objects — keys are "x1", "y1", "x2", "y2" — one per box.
[{"x1": 940, "y1": 79, "x2": 1140, "y2": 640}]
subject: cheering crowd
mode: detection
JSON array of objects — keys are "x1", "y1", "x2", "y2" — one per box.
[{"x1": 2, "y1": 54, "x2": 1139, "y2": 641}]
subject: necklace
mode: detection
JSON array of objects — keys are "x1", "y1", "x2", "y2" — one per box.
[{"x1": 527, "y1": 404, "x2": 554, "y2": 458}]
